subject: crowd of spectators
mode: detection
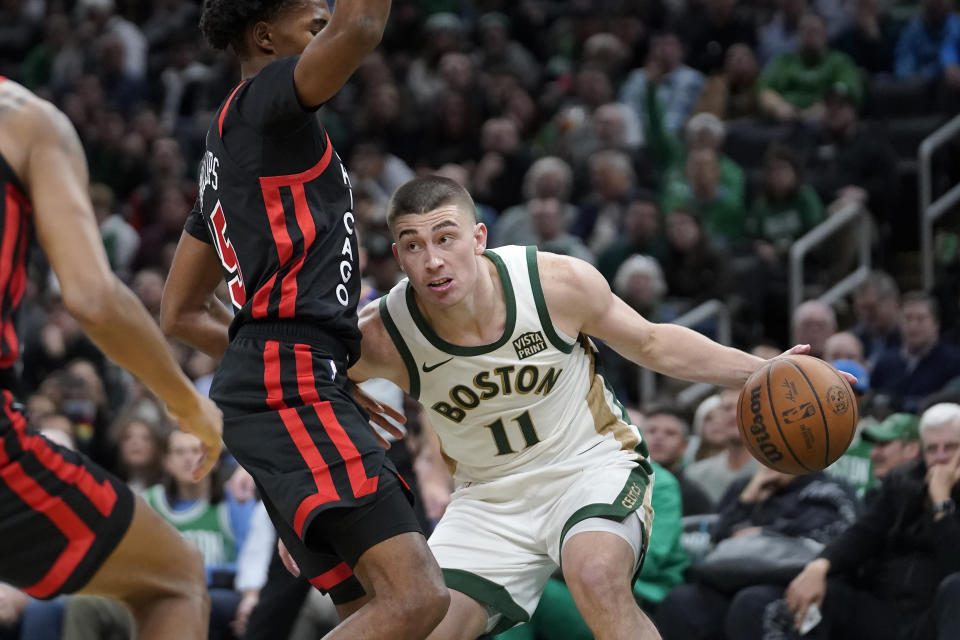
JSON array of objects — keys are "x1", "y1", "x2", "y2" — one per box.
[{"x1": 2, "y1": 0, "x2": 960, "y2": 638}]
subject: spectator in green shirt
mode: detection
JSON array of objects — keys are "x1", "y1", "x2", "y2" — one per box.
[
  {"x1": 758, "y1": 12, "x2": 864, "y2": 124},
  {"x1": 661, "y1": 147, "x2": 745, "y2": 246}
]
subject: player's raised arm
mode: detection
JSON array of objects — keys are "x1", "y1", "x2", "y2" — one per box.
[
  {"x1": 19, "y1": 88, "x2": 221, "y2": 477},
  {"x1": 293, "y1": 0, "x2": 390, "y2": 107},
  {"x1": 538, "y1": 251, "x2": 765, "y2": 388}
]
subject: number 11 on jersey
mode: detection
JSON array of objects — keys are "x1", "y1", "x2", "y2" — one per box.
[{"x1": 483, "y1": 410, "x2": 540, "y2": 455}]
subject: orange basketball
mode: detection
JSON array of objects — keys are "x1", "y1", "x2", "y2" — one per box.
[{"x1": 736, "y1": 354, "x2": 858, "y2": 474}]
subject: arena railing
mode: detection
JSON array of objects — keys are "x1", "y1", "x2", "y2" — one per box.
[
  {"x1": 788, "y1": 200, "x2": 871, "y2": 321},
  {"x1": 639, "y1": 299, "x2": 731, "y2": 407},
  {"x1": 920, "y1": 113, "x2": 960, "y2": 290}
]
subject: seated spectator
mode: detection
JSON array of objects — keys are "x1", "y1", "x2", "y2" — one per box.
[
  {"x1": 693, "y1": 43, "x2": 762, "y2": 121},
  {"x1": 646, "y1": 75, "x2": 746, "y2": 209},
  {"x1": 852, "y1": 270, "x2": 902, "y2": 368},
  {"x1": 863, "y1": 412, "x2": 922, "y2": 493},
  {"x1": 758, "y1": 13, "x2": 863, "y2": 124},
  {"x1": 638, "y1": 406, "x2": 714, "y2": 515},
  {"x1": 824, "y1": 331, "x2": 867, "y2": 363},
  {"x1": 657, "y1": 465, "x2": 859, "y2": 640},
  {"x1": 799, "y1": 82, "x2": 899, "y2": 228},
  {"x1": 685, "y1": 389, "x2": 759, "y2": 505},
  {"x1": 572, "y1": 150, "x2": 639, "y2": 254},
  {"x1": 145, "y1": 430, "x2": 258, "y2": 640},
  {"x1": 834, "y1": 0, "x2": 898, "y2": 73},
  {"x1": 755, "y1": 402, "x2": 960, "y2": 640},
  {"x1": 472, "y1": 12, "x2": 540, "y2": 92},
  {"x1": 688, "y1": 393, "x2": 729, "y2": 463},
  {"x1": 472, "y1": 117, "x2": 533, "y2": 214},
  {"x1": 679, "y1": 0, "x2": 757, "y2": 74},
  {"x1": 894, "y1": 0, "x2": 959, "y2": 80},
  {"x1": 872, "y1": 291, "x2": 960, "y2": 413},
  {"x1": 613, "y1": 255, "x2": 670, "y2": 322},
  {"x1": 740, "y1": 146, "x2": 825, "y2": 342},
  {"x1": 660, "y1": 208, "x2": 733, "y2": 316},
  {"x1": 493, "y1": 157, "x2": 578, "y2": 249},
  {"x1": 348, "y1": 138, "x2": 415, "y2": 208},
  {"x1": 758, "y1": 0, "x2": 808, "y2": 64},
  {"x1": 596, "y1": 191, "x2": 668, "y2": 283},
  {"x1": 791, "y1": 300, "x2": 837, "y2": 359},
  {"x1": 660, "y1": 150, "x2": 745, "y2": 249},
  {"x1": 108, "y1": 409, "x2": 168, "y2": 492},
  {"x1": 90, "y1": 182, "x2": 139, "y2": 282},
  {"x1": 619, "y1": 30, "x2": 705, "y2": 147},
  {"x1": 528, "y1": 197, "x2": 595, "y2": 264}
]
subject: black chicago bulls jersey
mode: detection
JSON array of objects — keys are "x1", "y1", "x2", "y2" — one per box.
[
  {"x1": 0, "y1": 82, "x2": 32, "y2": 378},
  {"x1": 185, "y1": 57, "x2": 361, "y2": 363}
]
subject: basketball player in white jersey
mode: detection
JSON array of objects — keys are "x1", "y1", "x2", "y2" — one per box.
[{"x1": 330, "y1": 176, "x2": 846, "y2": 639}]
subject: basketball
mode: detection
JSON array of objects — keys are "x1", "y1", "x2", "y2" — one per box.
[{"x1": 737, "y1": 354, "x2": 858, "y2": 474}]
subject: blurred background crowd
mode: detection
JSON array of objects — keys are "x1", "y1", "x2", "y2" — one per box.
[{"x1": 2, "y1": 0, "x2": 960, "y2": 638}]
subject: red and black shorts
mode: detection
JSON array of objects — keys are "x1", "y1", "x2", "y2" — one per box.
[
  {"x1": 211, "y1": 323, "x2": 422, "y2": 604},
  {"x1": 0, "y1": 391, "x2": 134, "y2": 599}
]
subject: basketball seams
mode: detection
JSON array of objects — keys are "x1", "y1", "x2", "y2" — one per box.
[
  {"x1": 766, "y1": 360, "x2": 814, "y2": 473},
  {"x1": 786, "y1": 357, "x2": 832, "y2": 471},
  {"x1": 737, "y1": 385, "x2": 767, "y2": 465},
  {"x1": 826, "y1": 367, "x2": 859, "y2": 454}
]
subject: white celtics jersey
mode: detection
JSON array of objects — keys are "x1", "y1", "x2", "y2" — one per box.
[{"x1": 379, "y1": 245, "x2": 648, "y2": 484}]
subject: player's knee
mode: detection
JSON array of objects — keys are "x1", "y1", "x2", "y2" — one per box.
[
  {"x1": 567, "y1": 560, "x2": 621, "y2": 604},
  {"x1": 386, "y1": 575, "x2": 449, "y2": 632}
]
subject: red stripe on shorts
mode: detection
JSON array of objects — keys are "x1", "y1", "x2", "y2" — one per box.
[
  {"x1": 308, "y1": 561, "x2": 353, "y2": 591},
  {"x1": 4, "y1": 392, "x2": 117, "y2": 517},
  {"x1": 263, "y1": 342, "x2": 340, "y2": 537},
  {"x1": 0, "y1": 443, "x2": 95, "y2": 598},
  {"x1": 314, "y1": 401, "x2": 378, "y2": 499}
]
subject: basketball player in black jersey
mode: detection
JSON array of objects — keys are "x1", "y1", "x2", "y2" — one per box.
[
  {"x1": 0, "y1": 80, "x2": 222, "y2": 639},
  {"x1": 161, "y1": 1, "x2": 449, "y2": 638}
]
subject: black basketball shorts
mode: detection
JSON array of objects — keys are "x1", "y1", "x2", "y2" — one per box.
[
  {"x1": 0, "y1": 391, "x2": 134, "y2": 598},
  {"x1": 211, "y1": 324, "x2": 423, "y2": 603}
]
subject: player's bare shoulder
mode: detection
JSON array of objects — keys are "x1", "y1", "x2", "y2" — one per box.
[
  {"x1": 354, "y1": 299, "x2": 406, "y2": 387},
  {"x1": 534, "y1": 250, "x2": 613, "y2": 334},
  {"x1": 0, "y1": 81, "x2": 85, "y2": 184}
]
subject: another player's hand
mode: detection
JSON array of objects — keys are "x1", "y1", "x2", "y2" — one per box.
[
  {"x1": 231, "y1": 589, "x2": 259, "y2": 637},
  {"x1": 785, "y1": 558, "x2": 829, "y2": 630},
  {"x1": 278, "y1": 539, "x2": 300, "y2": 578},
  {"x1": 227, "y1": 466, "x2": 256, "y2": 503},
  {"x1": 777, "y1": 344, "x2": 859, "y2": 387},
  {"x1": 169, "y1": 394, "x2": 223, "y2": 480},
  {"x1": 353, "y1": 385, "x2": 405, "y2": 449}
]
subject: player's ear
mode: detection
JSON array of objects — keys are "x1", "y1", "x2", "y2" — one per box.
[
  {"x1": 251, "y1": 21, "x2": 275, "y2": 54},
  {"x1": 474, "y1": 222, "x2": 487, "y2": 254}
]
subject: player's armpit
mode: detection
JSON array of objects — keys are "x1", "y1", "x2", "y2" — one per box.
[{"x1": 350, "y1": 301, "x2": 407, "y2": 389}]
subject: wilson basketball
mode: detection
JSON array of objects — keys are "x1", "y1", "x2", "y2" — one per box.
[{"x1": 737, "y1": 355, "x2": 858, "y2": 474}]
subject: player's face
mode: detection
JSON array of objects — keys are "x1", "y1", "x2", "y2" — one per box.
[
  {"x1": 392, "y1": 206, "x2": 486, "y2": 307},
  {"x1": 271, "y1": 0, "x2": 331, "y2": 57}
]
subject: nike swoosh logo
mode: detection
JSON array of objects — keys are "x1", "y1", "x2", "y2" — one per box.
[{"x1": 421, "y1": 358, "x2": 453, "y2": 372}]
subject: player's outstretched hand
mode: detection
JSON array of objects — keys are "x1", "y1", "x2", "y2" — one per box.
[
  {"x1": 278, "y1": 539, "x2": 300, "y2": 577},
  {"x1": 353, "y1": 384, "x2": 406, "y2": 449},
  {"x1": 778, "y1": 344, "x2": 859, "y2": 387},
  {"x1": 169, "y1": 395, "x2": 224, "y2": 480}
]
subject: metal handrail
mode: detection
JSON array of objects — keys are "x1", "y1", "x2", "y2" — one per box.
[
  {"x1": 639, "y1": 299, "x2": 731, "y2": 406},
  {"x1": 920, "y1": 113, "x2": 960, "y2": 290},
  {"x1": 789, "y1": 201, "x2": 871, "y2": 320}
]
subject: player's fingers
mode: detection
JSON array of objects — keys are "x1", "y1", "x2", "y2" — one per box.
[
  {"x1": 369, "y1": 413, "x2": 405, "y2": 440},
  {"x1": 780, "y1": 344, "x2": 811, "y2": 357},
  {"x1": 838, "y1": 371, "x2": 859, "y2": 386},
  {"x1": 375, "y1": 402, "x2": 406, "y2": 424},
  {"x1": 374, "y1": 430, "x2": 392, "y2": 450},
  {"x1": 278, "y1": 539, "x2": 300, "y2": 577}
]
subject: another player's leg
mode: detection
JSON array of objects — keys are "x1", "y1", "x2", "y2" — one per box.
[
  {"x1": 323, "y1": 531, "x2": 449, "y2": 639},
  {"x1": 76, "y1": 495, "x2": 209, "y2": 640},
  {"x1": 561, "y1": 527, "x2": 662, "y2": 640},
  {"x1": 424, "y1": 590, "x2": 488, "y2": 640}
]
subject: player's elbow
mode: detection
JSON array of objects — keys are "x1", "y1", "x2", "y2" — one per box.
[
  {"x1": 159, "y1": 298, "x2": 188, "y2": 340},
  {"x1": 60, "y1": 275, "x2": 117, "y2": 327},
  {"x1": 344, "y1": 14, "x2": 386, "y2": 51}
]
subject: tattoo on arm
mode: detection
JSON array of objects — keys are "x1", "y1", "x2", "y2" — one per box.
[{"x1": 52, "y1": 110, "x2": 86, "y2": 161}]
